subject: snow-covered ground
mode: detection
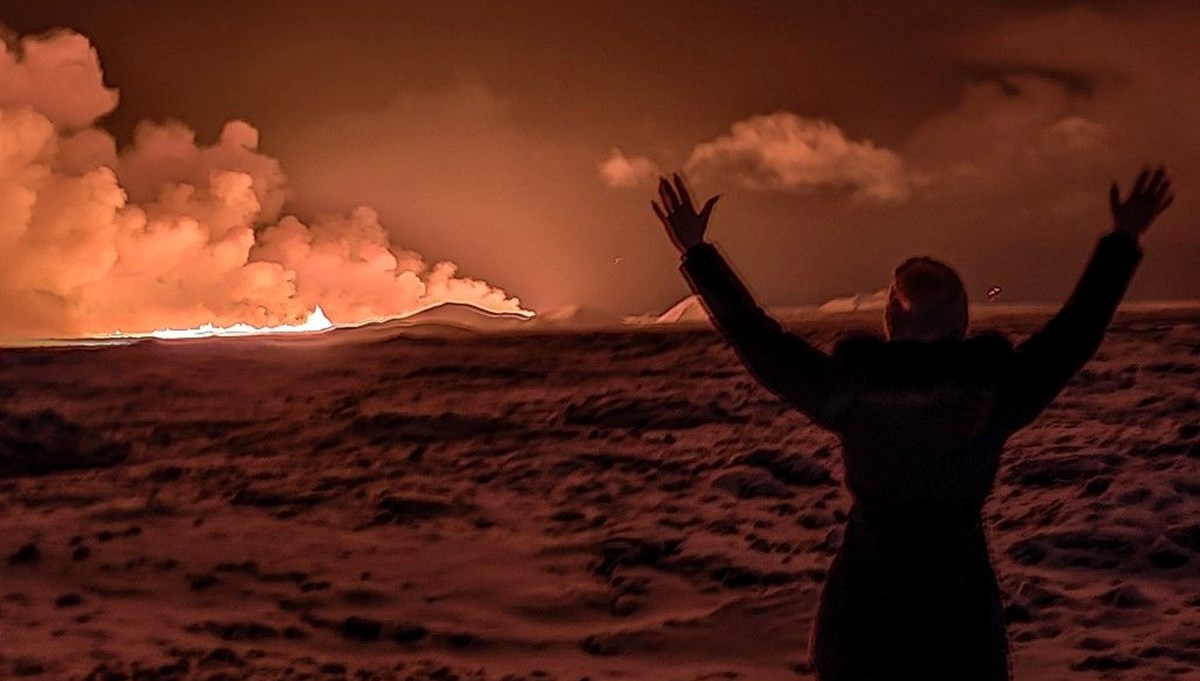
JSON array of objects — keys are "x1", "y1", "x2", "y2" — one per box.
[{"x1": 0, "y1": 307, "x2": 1197, "y2": 680}]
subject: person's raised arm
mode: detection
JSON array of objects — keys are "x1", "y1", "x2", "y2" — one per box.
[
  {"x1": 994, "y1": 166, "x2": 1174, "y2": 433},
  {"x1": 652, "y1": 174, "x2": 836, "y2": 428}
]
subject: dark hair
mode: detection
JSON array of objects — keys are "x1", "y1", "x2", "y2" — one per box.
[{"x1": 884, "y1": 257, "x2": 968, "y2": 340}]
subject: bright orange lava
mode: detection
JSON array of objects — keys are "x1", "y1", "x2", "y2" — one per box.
[{"x1": 106, "y1": 306, "x2": 334, "y2": 340}]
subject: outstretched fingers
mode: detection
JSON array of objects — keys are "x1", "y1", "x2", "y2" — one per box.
[
  {"x1": 652, "y1": 200, "x2": 669, "y2": 229},
  {"x1": 658, "y1": 177, "x2": 681, "y2": 213},
  {"x1": 1154, "y1": 180, "x2": 1173, "y2": 207},
  {"x1": 1111, "y1": 165, "x2": 1175, "y2": 237},
  {"x1": 1132, "y1": 166, "x2": 1152, "y2": 197},
  {"x1": 672, "y1": 174, "x2": 695, "y2": 212},
  {"x1": 1142, "y1": 166, "x2": 1175, "y2": 216},
  {"x1": 1145, "y1": 165, "x2": 1167, "y2": 197},
  {"x1": 1160, "y1": 193, "x2": 1175, "y2": 213},
  {"x1": 1151, "y1": 169, "x2": 1170, "y2": 195}
]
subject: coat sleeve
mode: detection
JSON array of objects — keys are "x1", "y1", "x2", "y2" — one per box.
[
  {"x1": 679, "y1": 242, "x2": 836, "y2": 428},
  {"x1": 993, "y1": 231, "x2": 1143, "y2": 433}
]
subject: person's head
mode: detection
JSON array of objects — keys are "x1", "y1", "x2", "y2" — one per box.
[{"x1": 884, "y1": 256, "x2": 968, "y2": 342}]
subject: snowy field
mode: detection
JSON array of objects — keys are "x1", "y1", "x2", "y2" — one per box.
[{"x1": 0, "y1": 307, "x2": 1197, "y2": 680}]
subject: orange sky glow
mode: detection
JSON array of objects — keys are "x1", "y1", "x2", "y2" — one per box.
[{"x1": 0, "y1": 1, "x2": 1198, "y2": 338}]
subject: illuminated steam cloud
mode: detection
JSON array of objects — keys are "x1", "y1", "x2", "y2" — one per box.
[
  {"x1": 599, "y1": 112, "x2": 911, "y2": 200},
  {"x1": 684, "y1": 113, "x2": 911, "y2": 201},
  {"x1": 597, "y1": 148, "x2": 659, "y2": 188},
  {"x1": 600, "y1": 100, "x2": 1106, "y2": 204},
  {"x1": 0, "y1": 29, "x2": 530, "y2": 338}
]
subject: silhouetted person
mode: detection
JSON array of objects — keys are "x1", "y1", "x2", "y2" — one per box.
[{"x1": 652, "y1": 168, "x2": 1174, "y2": 680}]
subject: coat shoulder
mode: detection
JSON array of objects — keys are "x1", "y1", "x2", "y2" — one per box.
[{"x1": 831, "y1": 329, "x2": 1015, "y2": 387}]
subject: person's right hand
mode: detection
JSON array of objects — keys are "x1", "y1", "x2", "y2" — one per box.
[
  {"x1": 1110, "y1": 165, "x2": 1174, "y2": 241},
  {"x1": 652, "y1": 174, "x2": 719, "y2": 253}
]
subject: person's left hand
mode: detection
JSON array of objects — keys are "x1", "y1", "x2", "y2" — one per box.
[{"x1": 652, "y1": 174, "x2": 719, "y2": 253}]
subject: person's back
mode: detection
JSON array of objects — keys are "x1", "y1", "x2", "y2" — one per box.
[
  {"x1": 651, "y1": 168, "x2": 1174, "y2": 680},
  {"x1": 812, "y1": 333, "x2": 1017, "y2": 679}
]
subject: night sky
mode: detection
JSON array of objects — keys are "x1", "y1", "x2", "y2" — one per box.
[{"x1": 1, "y1": 0, "x2": 1197, "y2": 329}]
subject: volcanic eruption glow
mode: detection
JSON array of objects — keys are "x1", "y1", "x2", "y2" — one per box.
[
  {"x1": 102, "y1": 306, "x2": 334, "y2": 340},
  {"x1": 0, "y1": 30, "x2": 532, "y2": 340}
]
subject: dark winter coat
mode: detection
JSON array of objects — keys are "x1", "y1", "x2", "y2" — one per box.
[{"x1": 679, "y1": 231, "x2": 1142, "y2": 681}]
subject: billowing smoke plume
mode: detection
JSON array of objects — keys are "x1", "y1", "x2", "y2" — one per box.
[{"x1": 0, "y1": 29, "x2": 529, "y2": 337}]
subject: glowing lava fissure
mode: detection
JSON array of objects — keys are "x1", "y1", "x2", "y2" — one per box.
[
  {"x1": 97, "y1": 301, "x2": 538, "y2": 341},
  {"x1": 101, "y1": 306, "x2": 334, "y2": 340}
]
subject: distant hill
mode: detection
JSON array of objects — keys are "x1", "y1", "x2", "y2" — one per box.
[
  {"x1": 400, "y1": 303, "x2": 532, "y2": 329},
  {"x1": 647, "y1": 294, "x2": 711, "y2": 325},
  {"x1": 817, "y1": 288, "x2": 889, "y2": 313},
  {"x1": 531, "y1": 304, "x2": 622, "y2": 330},
  {"x1": 337, "y1": 302, "x2": 533, "y2": 337}
]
